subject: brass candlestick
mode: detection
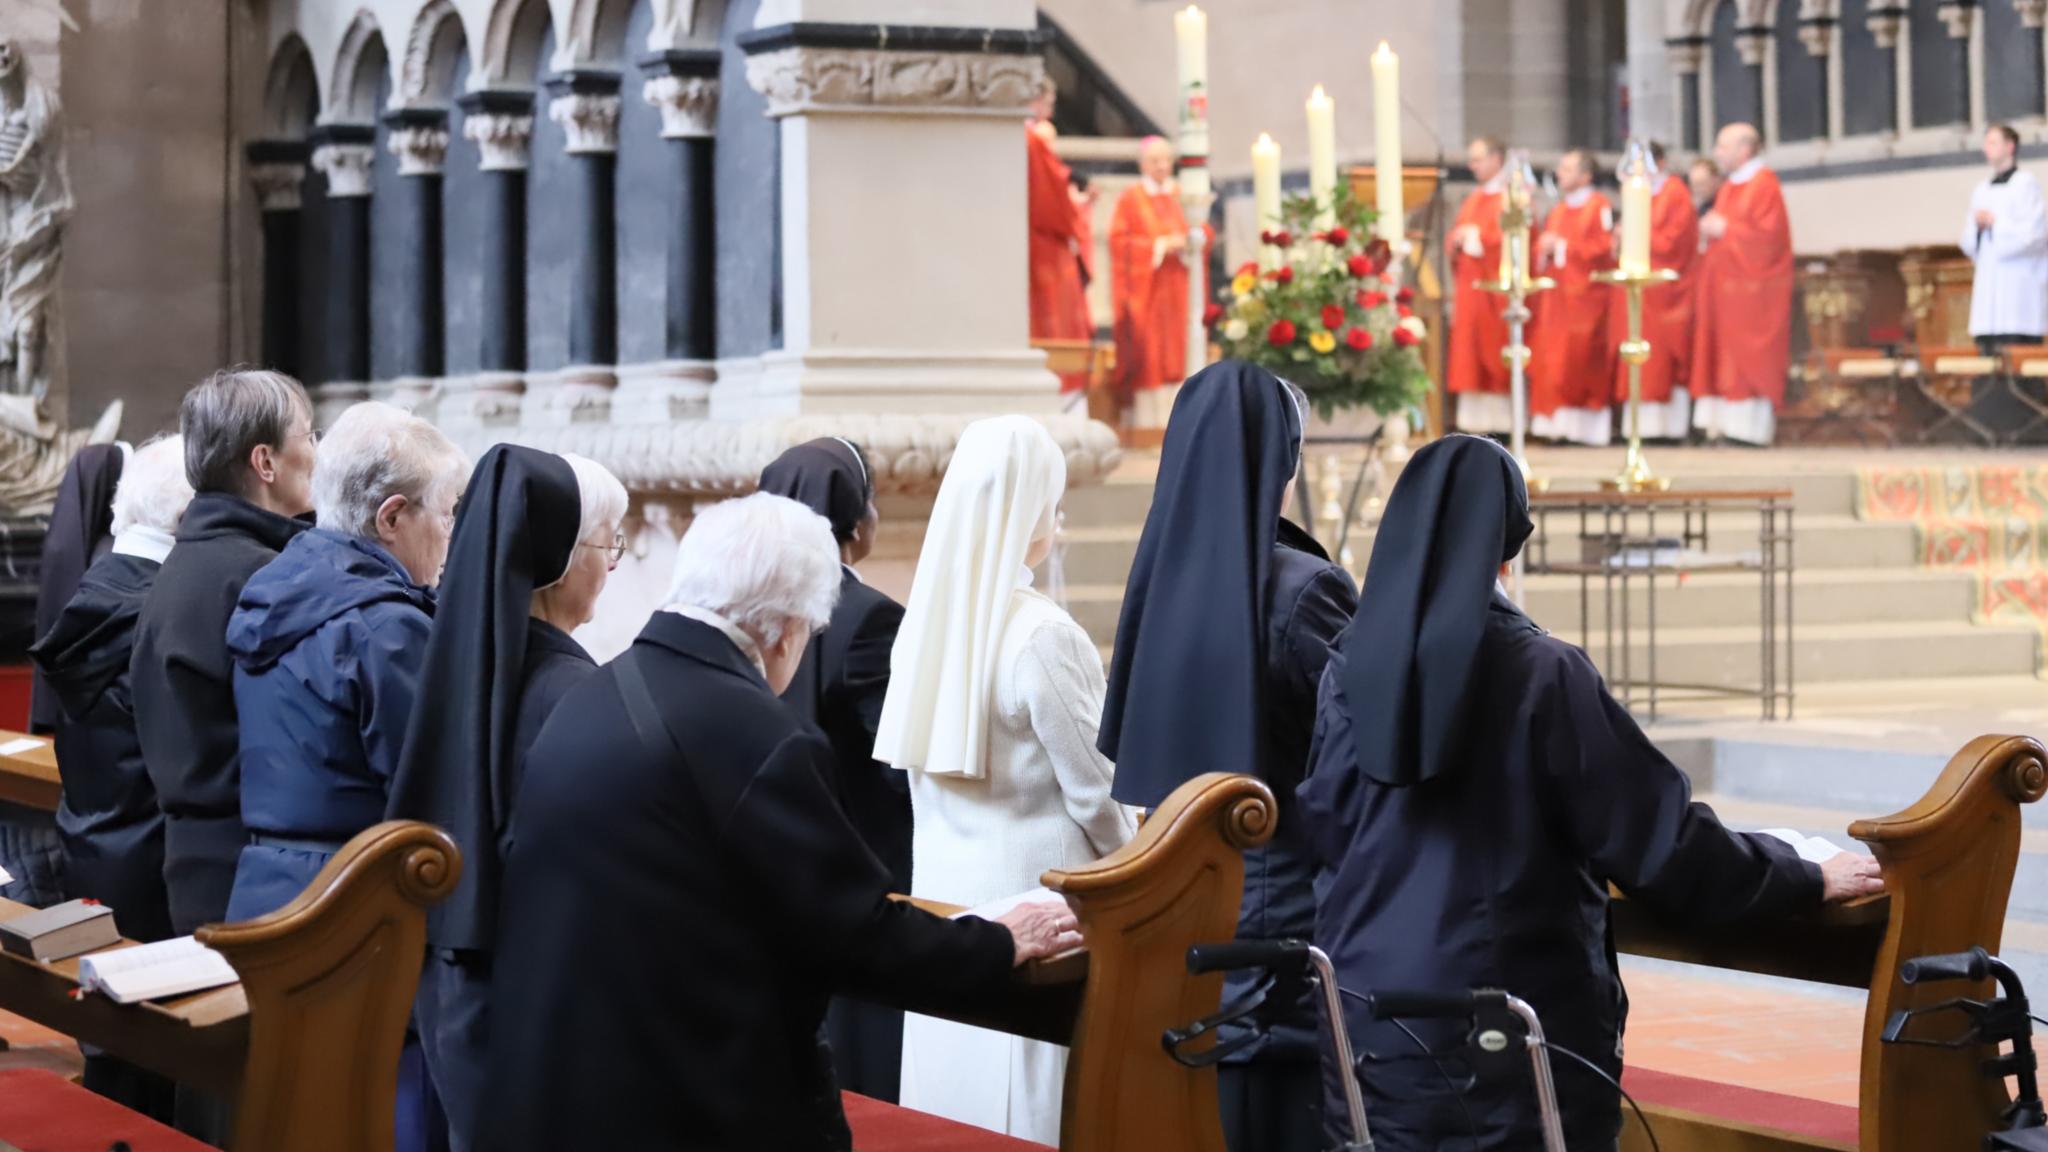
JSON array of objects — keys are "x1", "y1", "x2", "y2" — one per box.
[
  {"x1": 1590, "y1": 266, "x2": 1680, "y2": 492},
  {"x1": 1477, "y1": 154, "x2": 1553, "y2": 486}
]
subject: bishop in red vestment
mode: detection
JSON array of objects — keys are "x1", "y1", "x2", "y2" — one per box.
[
  {"x1": 1529, "y1": 150, "x2": 1615, "y2": 446},
  {"x1": 1026, "y1": 84, "x2": 1093, "y2": 395},
  {"x1": 1618, "y1": 144, "x2": 1700, "y2": 440},
  {"x1": 1109, "y1": 137, "x2": 1211, "y2": 436},
  {"x1": 1690, "y1": 124, "x2": 1793, "y2": 445},
  {"x1": 1448, "y1": 138, "x2": 1513, "y2": 433}
]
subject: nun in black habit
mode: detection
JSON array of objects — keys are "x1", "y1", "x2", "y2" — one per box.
[
  {"x1": 1099, "y1": 360, "x2": 1357, "y2": 1152},
  {"x1": 387, "y1": 444, "x2": 625, "y2": 1152},
  {"x1": 1297, "y1": 435, "x2": 1881, "y2": 1150},
  {"x1": 758, "y1": 437, "x2": 914, "y2": 1104}
]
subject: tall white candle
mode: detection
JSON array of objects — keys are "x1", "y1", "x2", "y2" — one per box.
[
  {"x1": 1253, "y1": 132, "x2": 1282, "y2": 269},
  {"x1": 1306, "y1": 84, "x2": 1336, "y2": 228},
  {"x1": 1174, "y1": 6, "x2": 1210, "y2": 199},
  {"x1": 1174, "y1": 6, "x2": 1207, "y2": 92},
  {"x1": 1371, "y1": 42, "x2": 1403, "y2": 244},
  {"x1": 1620, "y1": 171, "x2": 1652, "y2": 276}
]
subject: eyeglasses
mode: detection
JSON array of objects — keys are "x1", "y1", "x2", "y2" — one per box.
[{"x1": 581, "y1": 531, "x2": 627, "y2": 566}]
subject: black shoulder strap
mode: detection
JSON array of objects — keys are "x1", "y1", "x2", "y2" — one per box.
[{"x1": 615, "y1": 653, "x2": 682, "y2": 763}]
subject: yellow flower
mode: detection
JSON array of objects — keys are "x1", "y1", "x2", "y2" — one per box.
[
  {"x1": 1239, "y1": 298, "x2": 1269, "y2": 324},
  {"x1": 1309, "y1": 330, "x2": 1337, "y2": 354},
  {"x1": 1231, "y1": 272, "x2": 1259, "y2": 297}
]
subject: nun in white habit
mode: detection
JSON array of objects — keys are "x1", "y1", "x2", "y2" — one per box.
[{"x1": 874, "y1": 415, "x2": 1137, "y2": 1143}]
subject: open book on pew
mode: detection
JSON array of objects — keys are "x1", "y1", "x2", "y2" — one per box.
[
  {"x1": 1755, "y1": 827, "x2": 1845, "y2": 864},
  {"x1": 77, "y1": 936, "x2": 239, "y2": 1004},
  {"x1": 953, "y1": 886, "x2": 1063, "y2": 921}
]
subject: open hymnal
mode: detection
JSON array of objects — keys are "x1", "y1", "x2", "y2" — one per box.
[
  {"x1": 77, "y1": 936, "x2": 239, "y2": 1004},
  {"x1": 953, "y1": 886, "x2": 1065, "y2": 921},
  {"x1": 0, "y1": 899, "x2": 120, "y2": 962},
  {"x1": 1757, "y1": 827, "x2": 1846, "y2": 864}
]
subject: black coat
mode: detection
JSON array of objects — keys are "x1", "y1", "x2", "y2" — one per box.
[
  {"x1": 481, "y1": 613, "x2": 1016, "y2": 1152},
  {"x1": 508, "y1": 619, "x2": 597, "y2": 796},
  {"x1": 31, "y1": 444, "x2": 124, "y2": 735},
  {"x1": 129, "y1": 493, "x2": 308, "y2": 934},
  {"x1": 1299, "y1": 598, "x2": 1822, "y2": 1149},
  {"x1": 28, "y1": 551, "x2": 173, "y2": 943},
  {"x1": 780, "y1": 570, "x2": 910, "y2": 888},
  {"x1": 1221, "y1": 524, "x2": 1356, "y2": 1063}
]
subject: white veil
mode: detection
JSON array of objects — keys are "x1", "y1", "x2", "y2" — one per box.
[{"x1": 874, "y1": 416, "x2": 1068, "y2": 780}]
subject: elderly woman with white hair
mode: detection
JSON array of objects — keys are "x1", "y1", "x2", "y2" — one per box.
[
  {"x1": 482, "y1": 491, "x2": 1080, "y2": 1152},
  {"x1": 389, "y1": 444, "x2": 629, "y2": 1152}
]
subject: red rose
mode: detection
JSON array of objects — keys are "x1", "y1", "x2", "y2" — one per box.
[
  {"x1": 1326, "y1": 226, "x2": 1350, "y2": 246},
  {"x1": 1393, "y1": 326, "x2": 1421, "y2": 348},
  {"x1": 1267, "y1": 319, "x2": 1298, "y2": 346},
  {"x1": 1267, "y1": 229, "x2": 1293, "y2": 248},
  {"x1": 1397, "y1": 303, "x2": 1414, "y2": 319},
  {"x1": 1321, "y1": 304, "x2": 1348, "y2": 330},
  {"x1": 1348, "y1": 254, "x2": 1376, "y2": 278},
  {"x1": 1203, "y1": 302, "x2": 1225, "y2": 327},
  {"x1": 1267, "y1": 266, "x2": 1295, "y2": 285},
  {"x1": 1357, "y1": 290, "x2": 1388, "y2": 310},
  {"x1": 1345, "y1": 327, "x2": 1373, "y2": 351},
  {"x1": 1365, "y1": 237, "x2": 1393, "y2": 266},
  {"x1": 1396, "y1": 286, "x2": 1415, "y2": 304}
]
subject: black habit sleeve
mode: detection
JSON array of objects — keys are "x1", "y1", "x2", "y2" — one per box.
[
  {"x1": 1538, "y1": 645, "x2": 1823, "y2": 923},
  {"x1": 723, "y1": 730, "x2": 1015, "y2": 1015},
  {"x1": 841, "y1": 592, "x2": 906, "y2": 800}
]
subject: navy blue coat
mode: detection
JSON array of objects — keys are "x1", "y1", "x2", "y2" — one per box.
[{"x1": 223, "y1": 529, "x2": 434, "y2": 921}]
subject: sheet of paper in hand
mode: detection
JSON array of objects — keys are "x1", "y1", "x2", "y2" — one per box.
[{"x1": 1757, "y1": 827, "x2": 1846, "y2": 864}]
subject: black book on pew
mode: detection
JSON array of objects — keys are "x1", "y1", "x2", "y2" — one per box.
[{"x1": 0, "y1": 898, "x2": 120, "y2": 962}]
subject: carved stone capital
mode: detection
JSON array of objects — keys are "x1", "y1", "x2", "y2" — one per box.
[
  {"x1": 2019, "y1": 0, "x2": 2048, "y2": 30},
  {"x1": 311, "y1": 142, "x2": 376, "y2": 198},
  {"x1": 742, "y1": 45, "x2": 1043, "y2": 119},
  {"x1": 249, "y1": 162, "x2": 306, "y2": 212},
  {"x1": 1938, "y1": 2, "x2": 1978, "y2": 38},
  {"x1": 387, "y1": 123, "x2": 451, "y2": 176},
  {"x1": 1664, "y1": 36, "x2": 1706, "y2": 74},
  {"x1": 1866, "y1": 6, "x2": 1909, "y2": 47},
  {"x1": 1798, "y1": 18, "x2": 1837, "y2": 56},
  {"x1": 548, "y1": 92, "x2": 623, "y2": 154},
  {"x1": 463, "y1": 112, "x2": 535, "y2": 172},
  {"x1": 1734, "y1": 26, "x2": 1774, "y2": 67},
  {"x1": 643, "y1": 75, "x2": 720, "y2": 139}
]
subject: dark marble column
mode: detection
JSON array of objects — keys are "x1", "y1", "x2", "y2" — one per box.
[
  {"x1": 1940, "y1": 2, "x2": 1977, "y2": 127},
  {"x1": 382, "y1": 107, "x2": 450, "y2": 380},
  {"x1": 2025, "y1": 3, "x2": 2048, "y2": 118},
  {"x1": 546, "y1": 70, "x2": 623, "y2": 370},
  {"x1": 1800, "y1": 19, "x2": 1835, "y2": 139},
  {"x1": 1737, "y1": 27, "x2": 1771, "y2": 128},
  {"x1": 1867, "y1": 7, "x2": 1906, "y2": 135},
  {"x1": 458, "y1": 90, "x2": 535, "y2": 375},
  {"x1": 309, "y1": 124, "x2": 375, "y2": 387},
  {"x1": 246, "y1": 140, "x2": 307, "y2": 381},
  {"x1": 641, "y1": 50, "x2": 720, "y2": 363},
  {"x1": 1668, "y1": 36, "x2": 1705, "y2": 151}
]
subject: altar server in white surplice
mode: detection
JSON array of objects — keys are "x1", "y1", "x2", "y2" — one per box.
[
  {"x1": 875, "y1": 415, "x2": 1138, "y2": 1144},
  {"x1": 1962, "y1": 123, "x2": 2048, "y2": 355}
]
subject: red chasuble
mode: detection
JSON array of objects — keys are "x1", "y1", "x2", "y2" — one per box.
[
  {"x1": 1689, "y1": 165, "x2": 1794, "y2": 408},
  {"x1": 1529, "y1": 191, "x2": 1616, "y2": 419},
  {"x1": 1027, "y1": 126, "x2": 1093, "y2": 393},
  {"x1": 1109, "y1": 181, "x2": 1210, "y2": 399},
  {"x1": 1620, "y1": 175, "x2": 1700, "y2": 407},
  {"x1": 1447, "y1": 185, "x2": 1511, "y2": 400}
]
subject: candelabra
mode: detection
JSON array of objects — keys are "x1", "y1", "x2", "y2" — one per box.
[
  {"x1": 1477, "y1": 154, "x2": 1552, "y2": 484},
  {"x1": 1591, "y1": 266, "x2": 1680, "y2": 492}
]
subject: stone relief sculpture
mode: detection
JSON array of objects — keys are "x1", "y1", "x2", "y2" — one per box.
[{"x1": 0, "y1": 35, "x2": 72, "y2": 402}]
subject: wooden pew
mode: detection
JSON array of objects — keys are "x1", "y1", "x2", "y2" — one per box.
[
  {"x1": 0, "y1": 820, "x2": 460, "y2": 1152},
  {"x1": 905, "y1": 771, "x2": 1276, "y2": 1152},
  {"x1": 0, "y1": 729, "x2": 60, "y2": 812},
  {"x1": 1614, "y1": 734, "x2": 2047, "y2": 1151}
]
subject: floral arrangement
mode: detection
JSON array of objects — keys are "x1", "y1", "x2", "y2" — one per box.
[{"x1": 1209, "y1": 181, "x2": 1430, "y2": 417}]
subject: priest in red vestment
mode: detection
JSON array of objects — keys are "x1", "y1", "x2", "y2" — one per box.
[
  {"x1": 1620, "y1": 142, "x2": 1700, "y2": 440},
  {"x1": 1448, "y1": 137, "x2": 1513, "y2": 433},
  {"x1": 1109, "y1": 137, "x2": 1210, "y2": 441},
  {"x1": 1690, "y1": 124, "x2": 1793, "y2": 445},
  {"x1": 1530, "y1": 150, "x2": 1615, "y2": 446},
  {"x1": 1027, "y1": 81, "x2": 1093, "y2": 394}
]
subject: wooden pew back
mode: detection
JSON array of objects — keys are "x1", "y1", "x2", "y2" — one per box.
[{"x1": 1616, "y1": 734, "x2": 2046, "y2": 1151}]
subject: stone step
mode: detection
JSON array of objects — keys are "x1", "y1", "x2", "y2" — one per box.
[
  {"x1": 1060, "y1": 476, "x2": 1158, "y2": 529},
  {"x1": 1599, "y1": 619, "x2": 2039, "y2": 688}
]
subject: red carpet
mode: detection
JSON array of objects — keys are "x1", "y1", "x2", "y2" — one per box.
[
  {"x1": 843, "y1": 1093, "x2": 1056, "y2": 1151},
  {"x1": 1622, "y1": 1065, "x2": 1858, "y2": 1145},
  {"x1": 0, "y1": 1068, "x2": 213, "y2": 1151}
]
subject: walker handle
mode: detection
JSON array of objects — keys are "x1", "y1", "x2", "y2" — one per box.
[
  {"x1": 1186, "y1": 939, "x2": 1312, "y2": 977},
  {"x1": 1901, "y1": 947, "x2": 1991, "y2": 986},
  {"x1": 1369, "y1": 988, "x2": 1508, "y2": 1020}
]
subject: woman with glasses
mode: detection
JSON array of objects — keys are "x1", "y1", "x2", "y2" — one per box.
[{"x1": 388, "y1": 443, "x2": 627, "y2": 1152}]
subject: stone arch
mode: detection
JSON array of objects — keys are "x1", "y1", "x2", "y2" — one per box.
[
  {"x1": 264, "y1": 34, "x2": 320, "y2": 139},
  {"x1": 327, "y1": 10, "x2": 391, "y2": 122},
  {"x1": 477, "y1": 0, "x2": 556, "y2": 88},
  {"x1": 396, "y1": 0, "x2": 471, "y2": 107},
  {"x1": 1682, "y1": 0, "x2": 1775, "y2": 37},
  {"x1": 648, "y1": 0, "x2": 728, "y2": 50},
  {"x1": 554, "y1": 0, "x2": 634, "y2": 68}
]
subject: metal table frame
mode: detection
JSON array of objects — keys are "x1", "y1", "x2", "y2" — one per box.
[{"x1": 1524, "y1": 490, "x2": 1796, "y2": 723}]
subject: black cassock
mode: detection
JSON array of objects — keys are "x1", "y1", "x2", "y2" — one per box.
[
  {"x1": 1300, "y1": 596, "x2": 1820, "y2": 1149},
  {"x1": 481, "y1": 612, "x2": 1015, "y2": 1152}
]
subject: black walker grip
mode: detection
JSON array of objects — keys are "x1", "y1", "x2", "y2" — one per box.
[
  {"x1": 1369, "y1": 989, "x2": 1503, "y2": 1020},
  {"x1": 1186, "y1": 940, "x2": 1312, "y2": 976},
  {"x1": 1900, "y1": 947, "x2": 1992, "y2": 986}
]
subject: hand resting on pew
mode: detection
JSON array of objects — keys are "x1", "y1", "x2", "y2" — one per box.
[
  {"x1": 1818, "y1": 849, "x2": 1884, "y2": 902},
  {"x1": 992, "y1": 901, "x2": 1084, "y2": 966}
]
